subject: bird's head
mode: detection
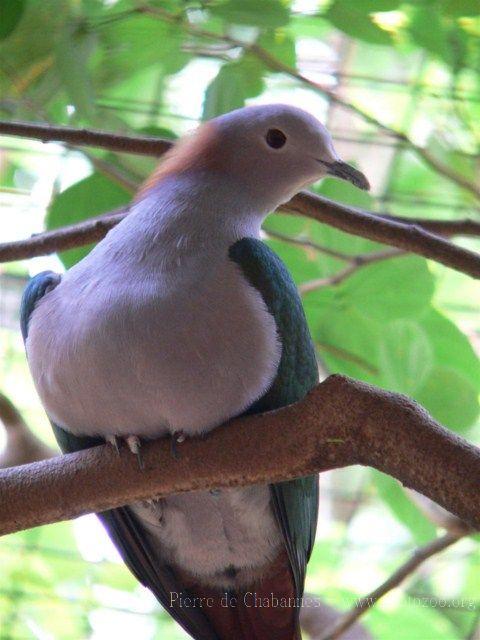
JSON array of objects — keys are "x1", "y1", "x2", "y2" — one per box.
[{"x1": 140, "y1": 104, "x2": 369, "y2": 212}]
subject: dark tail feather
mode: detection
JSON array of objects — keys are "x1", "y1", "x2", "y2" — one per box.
[{"x1": 179, "y1": 550, "x2": 301, "y2": 640}]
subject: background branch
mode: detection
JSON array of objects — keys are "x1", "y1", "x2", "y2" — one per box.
[
  {"x1": 299, "y1": 248, "x2": 404, "y2": 293},
  {"x1": 0, "y1": 120, "x2": 172, "y2": 156},
  {"x1": 0, "y1": 392, "x2": 56, "y2": 469},
  {"x1": 1, "y1": 120, "x2": 479, "y2": 278},
  {"x1": 0, "y1": 375, "x2": 478, "y2": 537},
  {"x1": 319, "y1": 530, "x2": 468, "y2": 640}
]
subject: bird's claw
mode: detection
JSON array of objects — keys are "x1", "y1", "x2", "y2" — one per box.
[
  {"x1": 105, "y1": 434, "x2": 144, "y2": 470},
  {"x1": 106, "y1": 435, "x2": 121, "y2": 455},
  {"x1": 170, "y1": 431, "x2": 185, "y2": 459},
  {"x1": 126, "y1": 435, "x2": 144, "y2": 470}
]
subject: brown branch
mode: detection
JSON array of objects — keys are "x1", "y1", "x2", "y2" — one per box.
[
  {"x1": 0, "y1": 209, "x2": 127, "y2": 262},
  {"x1": 377, "y1": 215, "x2": 480, "y2": 238},
  {"x1": 319, "y1": 530, "x2": 467, "y2": 640},
  {"x1": 0, "y1": 120, "x2": 172, "y2": 156},
  {"x1": 301, "y1": 596, "x2": 373, "y2": 640},
  {"x1": 315, "y1": 342, "x2": 378, "y2": 375},
  {"x1": 0, "y1": 392, "x2": 56, "y2": 469},
  {"x1": 1, "y1": 121, "x2": 479, "y2": 277},
  {"x1": 0, "y1": 375, "x2": 479, "y2": 537}
]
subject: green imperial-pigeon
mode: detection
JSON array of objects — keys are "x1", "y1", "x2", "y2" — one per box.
[{"x1": 21, "y1": 104, "x2": 369, "y2": 640}]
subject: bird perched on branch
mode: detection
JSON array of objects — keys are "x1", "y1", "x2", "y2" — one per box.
[{"x1": 21, "y1": 104, "x2": 368, "y2": 640}]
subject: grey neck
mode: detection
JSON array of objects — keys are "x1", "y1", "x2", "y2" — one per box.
[
  {"x1": 135, "y1": 173, "x2": 266, "y2": 245},
  {"x1": 99, "y1": 172, "x2": 269, "y2": 274}
]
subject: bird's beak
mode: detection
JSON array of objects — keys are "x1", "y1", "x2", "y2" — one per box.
[{"x1": 321, "y1": 160, "x2": 370, "y2": 191}]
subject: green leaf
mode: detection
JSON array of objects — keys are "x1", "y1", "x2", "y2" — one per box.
[
  {"x1": 421, "y1": 309, "x2": 480, "y2": 387},
  {"x1": 441, "y1": 0, "x2": 480, "y2": 17},
  {"x1": 265, "y1": 239, "x2": 327, "y2": 285},
  {"x1": 416, "y1": 365, "x2": 479, "y2": 433},
  {"x1": 367, "y1": 590, "x2": 459, "y2": 640},
  {"x1": 409, "y1": 10, "x2": 444, "y2": 60},
  {"x1": 355, "y1": 0, "x2": 401, "y2": 9},
  {"x1": 46, "y1": 172, "x2": 131, "y2": 268},
  {"x1": 0, "y1": 0, "x2": 25, "y2": 40},
  {"x1": 314, "y1": 306, "x2": 380, "y2": 383},
  {"x1": 378, "y1": 320, "x2": 433, "y2": 395},
  {"x1": 258, "y1": 32, "x2": 296, "y2": 68},
  {"x1": 427, "y1": 134, "x2": 476, "y2": 184},
  {"x1": 341, "y1": 256, "x2": 435, "y2": 323},
  {"x1": 96, "y1": 13, "x2": 188, "y2": 87},
  {"x1": 202, "y1": 57, "x2": 265, "y2": 119},
  {"x1": 54, "y1": 21, "x2": 96, "y2": 119},
  {"x1": 210, "y1": 0, "x2": 291, "y2": 28},
  {"x1": 0, "y1": 0, "x2": 69, "y2": 86},
  {"x1": 325, "y1": 0, "x2": 393, "y2": 45},
  {"x1": 373, "y1": 471, "x2": 436, "y2": 543}
]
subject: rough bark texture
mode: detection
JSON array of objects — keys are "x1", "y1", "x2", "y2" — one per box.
[{"x1": 0, "y1": 375, "x2": 478, "y2": 537}]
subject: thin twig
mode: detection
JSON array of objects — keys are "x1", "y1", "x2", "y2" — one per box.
[
  {"x1": 79, "y1": 151, "x2": 139, "y2": 193},
  {"x1": 319, "y1": 530, "x2": 468, "y2": 640},
  {"x1": 265, "y1": 229, "x2": 355, "y2": 261},
  {"x1": 315, "y1": 341, "x2": 378, "y2": 375},
  {"x1": 299, "y1": 248, "x2": 405, "y2": 293}
]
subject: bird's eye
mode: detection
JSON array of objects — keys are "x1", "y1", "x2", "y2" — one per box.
[{"x1": 265, "y1": 128, "x2": 287, "y2": 149}]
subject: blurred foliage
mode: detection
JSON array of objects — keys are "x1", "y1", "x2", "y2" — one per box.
[{"x1": 0, "y1": 0, "x2": 479, "y2": 638}]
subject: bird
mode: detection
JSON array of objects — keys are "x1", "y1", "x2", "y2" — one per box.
[{"x1": 20, "y1": 104, "x2": 369, "y2": 640}]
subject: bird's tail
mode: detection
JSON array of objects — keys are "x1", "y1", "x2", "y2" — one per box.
[{"x1": 178, "y1": 549, "x2": 301, "y2": 640}]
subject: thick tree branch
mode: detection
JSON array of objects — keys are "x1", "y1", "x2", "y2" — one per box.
[
  {"x1": 319, "y1": 530, "x2": 468, "y2": 640},
  {"x1": 1, "y1": 120, "x2": 479, "y2": 277},
  {"x1": 0, "y1": 375, "x2": 478, "y2": 537}
]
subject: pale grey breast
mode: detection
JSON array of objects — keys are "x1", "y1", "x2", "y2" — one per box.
[{"x1": 26, "y1": 249, "x2": 281, "y2": 439}]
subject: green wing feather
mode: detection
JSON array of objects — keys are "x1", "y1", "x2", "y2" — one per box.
[{"x1": 229, "y1": 237, "x2": 320, "y2": 600}]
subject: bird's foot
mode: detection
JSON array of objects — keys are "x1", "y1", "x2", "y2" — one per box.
[
  {"x1": 170, "y1": 431, "x2": 186, "y2": 459},
  {"x1": 126, "y1": 435, "x2": 144, "y2": 470},
  {"x1": 106, "y1": 435, "x2": 121, "y2": 455},
  {"x1": 105, "y1": 434, "x2": 144, "y2": 470}
]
